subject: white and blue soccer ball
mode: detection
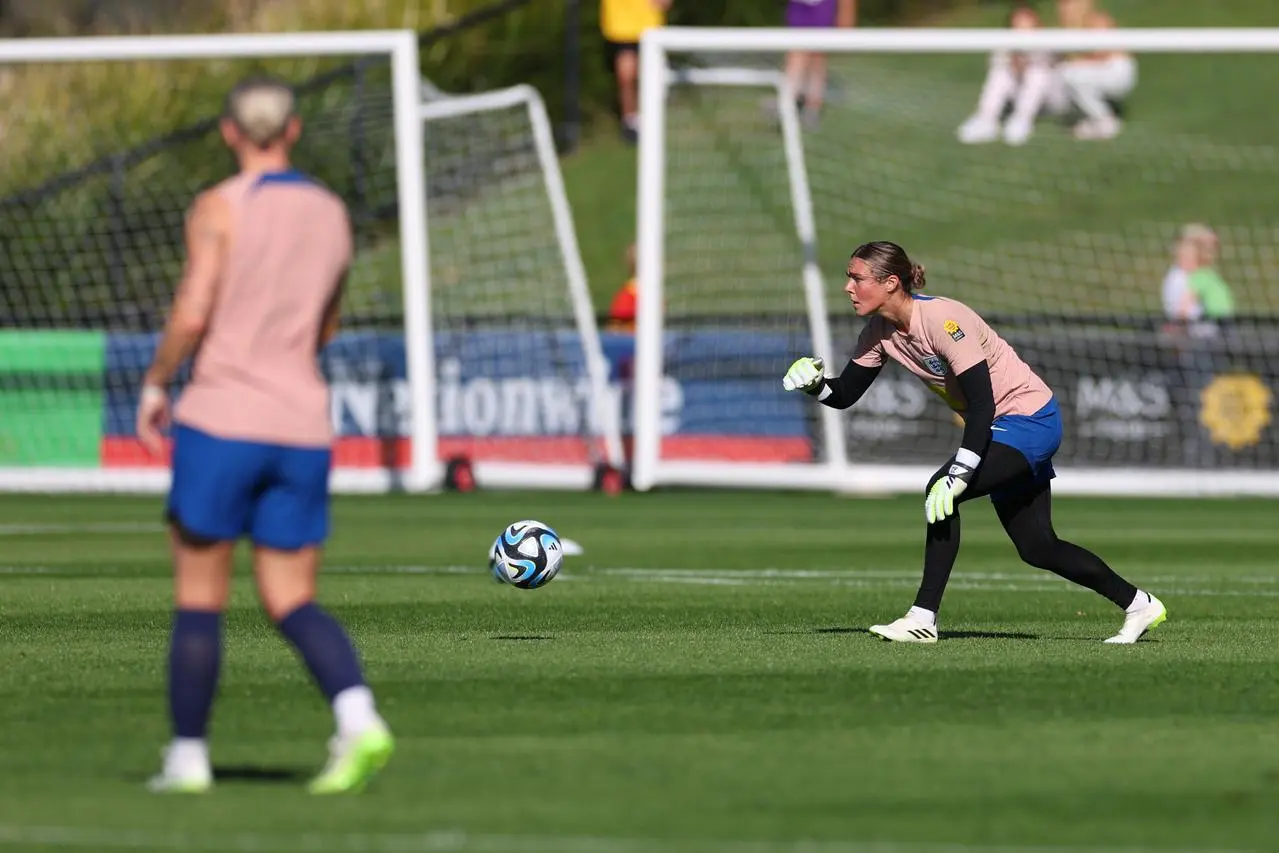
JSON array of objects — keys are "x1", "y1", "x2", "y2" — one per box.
[
  {"x1": 490, "y1": 520, "x2": 563, "y2": 590},
  {"x1": 488, "y1": 535, "x2": 507, "y2": 583}
]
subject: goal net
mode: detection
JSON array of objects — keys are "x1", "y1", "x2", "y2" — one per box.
[
  {"x1": 0, "y1": 33, "x2": 621, "y2": 493},
  {"x1": 633, "y1": 27, "x2": 1279, "y2": 497},
  {"x1": 417, "y1": 85, "x2": 623, "y2": 490}
]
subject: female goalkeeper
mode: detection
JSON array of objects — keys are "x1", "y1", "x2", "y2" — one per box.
[{"x1": 783, "y1": 241, "x2": 1166, "y2": 644}]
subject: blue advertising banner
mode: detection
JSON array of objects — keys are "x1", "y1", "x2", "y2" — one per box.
[{"x1": 101, "y1": 327, "x2": 819, "y2": 467}]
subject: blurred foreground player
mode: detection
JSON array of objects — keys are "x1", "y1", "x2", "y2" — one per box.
[
  {"x1": 783, "y1": 241, "x2": 1166, "y2": 644},
  {"x1": 136, "y1": 76, "x2": 393, "y2": 792}
]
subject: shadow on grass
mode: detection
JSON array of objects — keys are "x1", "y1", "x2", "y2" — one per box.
[
  {"x1": 214, "y1": 765, "x2": 310, "y2": 784},
  {"x1": 126, "y1": 765, "x2": 312, "y2": 786},
  {"x1": 761, "y1": 626, "x2": 870, "y2": 636},
  {"x1": 942, "y1": 630, "x2": 1039, "y2": 640}
]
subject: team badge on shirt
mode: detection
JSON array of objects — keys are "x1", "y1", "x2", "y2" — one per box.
[
  {"x1": 921, "y1": 354, "x2": 947, "y2": 376},
  {"x1": 943, "y1": 319, "x2": 965, "y2": 342}
]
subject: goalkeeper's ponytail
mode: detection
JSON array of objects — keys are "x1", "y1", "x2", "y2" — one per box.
[{"x1": 851, "y1": 241, "x2": 926, "y2": 293}]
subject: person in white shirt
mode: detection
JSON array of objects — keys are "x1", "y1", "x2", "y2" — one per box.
[
  {"x1": 1056, "y1": 0, "x2": 1137, "y2": 140},
  {"x1": 956, "y1": 4, "x2": 1070, "y2": 146},
  {"x1": 1160, "y1": 223, "x2": 1224, "y2": 468},
  {"x1": 1161, "y1": 223, "x2": 1218, "y2": 336}
]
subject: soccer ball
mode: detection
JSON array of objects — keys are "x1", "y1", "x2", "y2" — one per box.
[
  {"x1": 491, "y1": 520, "x2": 563, "y2": 589},
  {"x1": 487, "y1": 535, "x2": 506, "y2": 583}
]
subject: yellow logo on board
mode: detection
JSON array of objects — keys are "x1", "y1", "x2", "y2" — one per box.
[{"x1": 1199, "y1": 373, "x2": 1272, "y2": 450}]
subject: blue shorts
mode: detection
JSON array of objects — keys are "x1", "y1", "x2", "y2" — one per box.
[
  {"x1": 166, "y1": 423, "x2": 331, "y2": 550},
  {"x1": 989, "y1": 398, "x2": 1062, "y2": 502}
]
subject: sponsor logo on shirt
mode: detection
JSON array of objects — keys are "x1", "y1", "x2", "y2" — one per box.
[{"x1": 943, "y1": 320, "x2": 965, "y2": 342}]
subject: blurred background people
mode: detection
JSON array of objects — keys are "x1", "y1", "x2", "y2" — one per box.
[
  {"x1": 1056, "y1": 0, "x2": 1136, "y2": 140},
  {"x1": 600, "y1": 0, "x2": 672, "y2": 143},
  {"x1": 782, "y1": 0, "x2": 857, "y2": 129},
  {"x1": 1162, "y1": 223, "x2": 1234, "y2": 337},
  {"x1": 1161, "y1": 223, "x2": 1237, "y2": 467},
  {"x1": 956, "y1": 4, "x2": 1067, "y2": 146}
]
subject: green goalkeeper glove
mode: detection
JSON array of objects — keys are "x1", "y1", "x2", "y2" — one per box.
[
  {"x1": 782, "y1": 356, "x2": 825, "y2": 394},
  {"x1": 925, "y1": 459, "x2": 976, "y2": 524}
]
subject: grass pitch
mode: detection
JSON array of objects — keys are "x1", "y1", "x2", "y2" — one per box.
[{"x1": 0, "y1": 490, "x2": 1275, "y2": 852}]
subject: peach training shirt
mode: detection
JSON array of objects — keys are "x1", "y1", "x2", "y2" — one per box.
[
  {"x1": 851, "y1": 294, "x2": 1053, "y2": 418},
  {"x1": 174, "y1": 170, "x2": 352, "y2": 448}
]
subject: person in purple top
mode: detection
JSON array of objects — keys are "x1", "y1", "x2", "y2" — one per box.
[{"x1": 784, "y1": 0, "x2": 856, "y2": 127}]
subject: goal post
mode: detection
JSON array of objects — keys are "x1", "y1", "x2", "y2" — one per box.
[
  {"x1": 0, "y1": 30, "x2": 436, "y2": 494},
  {"x1": 634, "y1": 26, "x2": 1279, "y2": 497},
  {"x1": 634, "y1": 61, "x2": 847, "y2": 492},
  {"x1": 0, "y1": 33, "x2": 624, "y2": 495},
  {"x1": 417, "y1": 84, "x2": 626, "y2": 490}
]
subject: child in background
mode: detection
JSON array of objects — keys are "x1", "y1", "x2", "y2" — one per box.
[{"x1": 783, "y1": 0, "x2": 857, "y2": 129}]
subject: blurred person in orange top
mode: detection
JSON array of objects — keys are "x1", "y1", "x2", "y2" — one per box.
[
  {"x1": 606, "y1": 243, "x2": 639, "y2": 333},
  {"x1": 600, "y1": 0, "x2": 672, "y2": 144}
]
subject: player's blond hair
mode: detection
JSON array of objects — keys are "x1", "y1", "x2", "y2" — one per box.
[
  {"x1": 223, "y1": 76, "x2": 296, "y2": 147},
  {"x1": 1178, "y1": 223, "x2": 1219, "y2": 266}
]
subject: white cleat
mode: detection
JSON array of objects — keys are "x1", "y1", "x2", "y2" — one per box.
[
  {"x1": 147, "y1": 742, "x2": 213, "y2": 794},
  {"x1": 147, "y1": 766, "x2": 213, "y2": 794},
  {"x1": 869, "y1": 615, "x2": 939, "y2": 644},
  {"x1": 1104, "y1": 594, "x2": 1167, "y2": 645}
]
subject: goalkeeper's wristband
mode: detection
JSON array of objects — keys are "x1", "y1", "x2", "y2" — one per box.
[{"x1": 954, "y1": 448, "x2": 981, "y2": 471}]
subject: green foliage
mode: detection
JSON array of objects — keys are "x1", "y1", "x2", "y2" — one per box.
[
  {"x1": 0, "y1": 0, "x2": 556, "y2": 327},
  {"x1": 0, "y1": 0, "x2": 556, "y2": 194},
  {"x1": 0, "y1": 0, "x2": 991, "y2": 194}
]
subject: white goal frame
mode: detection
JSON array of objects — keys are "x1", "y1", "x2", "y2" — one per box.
[
  {"x1": 0, "y1": 36, "x2": 625, "y2": 495},
  {"x1": 418, "y1": 84, "x2": 626, "y2": 489},
  {"x1": 0, "y1": 30, "x2": 436, "y2": 495},
  {"x1": 633, "y1": 26, "x2": 1279, "y2": 498}
]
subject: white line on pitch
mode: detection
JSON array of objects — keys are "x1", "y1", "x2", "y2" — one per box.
[
  {"x1": 1, "y1": 564, "x2": 1277, "y2": 599},
  {"x1": 0, "y1": 825, "x2": 1255, "y2": 853},
  {"x1": 0, "y1": 522, "x2": 165, "y2": 537},
  {"x1": 591, "y1": 566, "x2": 1279, "y2": 586}
]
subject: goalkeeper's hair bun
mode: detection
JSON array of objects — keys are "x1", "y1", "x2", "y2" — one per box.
[
  {"x1": 909, "y1": 263, "x2": 927, "y2": 292},
  {"x1": 851, "y1": 241, "x2": 926, "y2": 293}
]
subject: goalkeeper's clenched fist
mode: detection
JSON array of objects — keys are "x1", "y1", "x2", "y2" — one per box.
[
  {"x1": 925, "y1": 457, "x2": 976, "y2": 525},
  {"x1": 782, "y1": 356, "x2": 825, "y2": 394}
]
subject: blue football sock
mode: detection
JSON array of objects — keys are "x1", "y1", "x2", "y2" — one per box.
[
  {"x1": 168, "y1": 609, "x2": 223, "y2": 739},
  {"x1": 277, "y1": 602, "x2": 366, "y2": 701}
]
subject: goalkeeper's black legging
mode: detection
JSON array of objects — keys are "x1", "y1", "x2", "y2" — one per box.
[{"x1": 915, "y1": 442, "x2": 1138, "y2": 614}]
